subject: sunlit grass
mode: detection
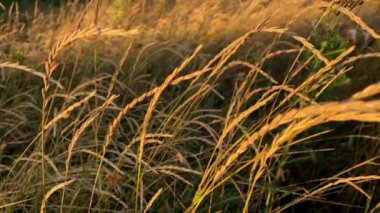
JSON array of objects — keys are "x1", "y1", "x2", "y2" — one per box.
[{"x1": 0, "y1": 0, "x2": 379, "y2": 212}]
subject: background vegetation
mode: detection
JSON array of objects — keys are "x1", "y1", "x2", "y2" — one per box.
[{"x1": 0, "y1": 0, "x2": 380, "y2": 212}]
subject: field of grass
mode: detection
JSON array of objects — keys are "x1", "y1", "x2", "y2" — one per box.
[{"x1": 0, "y1": 0, "x2": 380, "y2": 212}]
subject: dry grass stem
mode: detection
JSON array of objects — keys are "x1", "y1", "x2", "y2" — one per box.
[
  {"x1": 143, "y1": 188, "x2": 163, "y2": 213},
  {"x1": 40, "y1": 179, "x2": 75, "y2": 213}
]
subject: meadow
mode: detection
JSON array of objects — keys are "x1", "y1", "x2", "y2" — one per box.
[{"x1": 0, "y1": 0, "x2": 380, "y2": 212}]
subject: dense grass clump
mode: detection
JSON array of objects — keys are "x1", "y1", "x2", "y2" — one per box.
[{"x1": 0, "y1": 0, "x2": 380, "y2": 212}]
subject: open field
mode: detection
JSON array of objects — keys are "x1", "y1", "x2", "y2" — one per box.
[{"x1": 1, "y1": 0, "x2": 380, "y2": 212}]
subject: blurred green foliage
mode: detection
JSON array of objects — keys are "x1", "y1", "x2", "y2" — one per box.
[{"x1": 304, "y1": 21, "x2": 352, "y2": 101}]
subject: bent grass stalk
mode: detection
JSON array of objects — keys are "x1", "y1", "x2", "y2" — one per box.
[
  {"x1": 189, "y1": 98, "x2": 380, "y2": 211},
  {"x1": 136, "y1": 45, "x2": 203, "y2": 211},
  {"x1": 88, "y1": 45, "x2": 203, "y2": 211},
  {"x1": 60, "y1": 95, "x2": 117, "y2": 210},
  {"x1": 40, "y1": 27, "x2": 138, "y2": 209},
  {"x1": 40, "y1": 179, "x2": 75, "y2": 213}
]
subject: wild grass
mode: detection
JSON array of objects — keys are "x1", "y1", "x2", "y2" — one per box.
[{"x1": 0, "y1": 0, "x2": 380, "y2": 212}]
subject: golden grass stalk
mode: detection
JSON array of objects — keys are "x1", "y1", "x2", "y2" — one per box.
[
  {"x1": 154, "y1": 165, "x2": 202, "y2": 176},
  {"x1": 204, "y1": 27, "x2": 287, "y2": 81},
  {"x1": 201, "y1": 85, "x2": 316, "y2": 191},
  {"x1": 300, "y1": 46, "x2": 355, "y2": 89},
  {"x1": 45, "y1": 28, "x2": 139, "y2": 78},
  {"x1": 136, "y1": 44, "x2": 203, "y2": 211},
  {"x1": 143, "y1": 188, "x2": 163, "y2": 213},
  {"x1": 225, "y1": 60, "x2": 278, "y2": 84},
  {"x1": 351, "y1": 82, "x2": 380, "y2": 100},
  {"x1": 106, "y1": 42, "x2": 133, "y2": 98},
  {"x1": 40, "y1": 179, "x2": 75, "y2": 213},
  {"x1": 159, "y1": 85, "x2": 211, "y2": 128},
  {"x1": 272, "y1": 46, "x2": 355, "y2": 113},
  {"x1": 291, "y1": 35, "x2": 330, "y2": 65},
  {"x1": 89, "y1": 45, "x2": 203, "y2": 211},
  {"x1": 259, "y1": 48, "x2": 300, "y2": 63},
  {"x1": 342, "y1": 52, "x2": 380, "y2": 65},
  {"x1": 277, "y1": 175, "x2": 380, "y2": 212},
  {"x1": 0, "y1": 62, "x2": 63, "y2": 89},
  {"x1": 84, "y1": 43, "x2": 132, "y2": 205},
  {"x1": 44, "y1": 91, "x2": 96, "y2": 130},
  {"x1": 318, "y1": 3, "x2": 380, "y2": 40},
  {"x1": 190, "y1": 96, "x2": 380, "y2": 211},
  {"x1": 371, "y1": 202, "x2": 380, "y2": 213},
  {"x1": 102, "y1": 27, "x2": 298, "y2": 153},
  {"x1": 40, "y1": 27, "x2": 138, "y2": 204},
  {"x1": 222, "y1": 59, "x2": 283, "y2": 134},
  {"x1": 116, "y1": 133, "x2": 174, "y2": 167},
  {"x1": 217, "y1": 91, "x2": 279, "y2": 149},
  {"x1": 61, "y1": 95, "x2": 117, "y2": 209},
  {"x1": 80, "y1": 149, "x2": 125, "y2": 175},
  {"x1": 281, "y1": 4, "x2": 332, "y2": 86},
  {"x1": 103, "y1": 67, "x2": 210, "y2": 151},
  {"x1": 314, "y1": 67, "x2": 352, "y2": 99},
  {"x1": 0, "y1": 198, "x2": 33, "y2": 209}
]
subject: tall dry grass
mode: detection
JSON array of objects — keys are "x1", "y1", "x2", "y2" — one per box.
[{"x1": 0, "y1": 0, "x2": 380, "y2": 212}]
